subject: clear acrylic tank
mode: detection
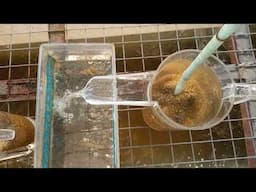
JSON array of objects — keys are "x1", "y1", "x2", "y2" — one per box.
[{"x1": 34, "y1": 43, "x2": 119, "y2": 168}]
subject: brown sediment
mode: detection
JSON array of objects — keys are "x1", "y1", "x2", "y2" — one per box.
[{"x1": 143, "y1": 59, "x2": 222, "y2": 130}]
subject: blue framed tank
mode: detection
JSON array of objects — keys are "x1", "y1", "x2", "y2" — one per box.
[{"x1": 35, "y1": 43, "x2": 119, "y2": 168}]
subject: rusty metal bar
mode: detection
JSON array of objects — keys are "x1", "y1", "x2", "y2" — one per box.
[
  {"x1": 0, "y1": 78, "x2": 36, "y2": 102},
  {"x1": 48, "y1": 24, "x2": 66, "y2": 43}
]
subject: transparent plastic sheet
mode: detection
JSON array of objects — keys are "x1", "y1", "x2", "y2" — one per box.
[{"x1": 35, "y1": 43, "x2": 119, "y2": 168}]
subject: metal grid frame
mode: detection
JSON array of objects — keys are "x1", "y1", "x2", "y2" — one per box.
[
  {"x1": 0, "y1": 24, "x2": 49, "y2": 167},
  {"x1": 1, "y1": 24, "x2": 256, "y2": 167},
  {"x1": 0, "y1": 24, "x2": 49, "y2": 115},
  {"x1": 64, "y1": 24, "x2": 256, "y2": 168}
]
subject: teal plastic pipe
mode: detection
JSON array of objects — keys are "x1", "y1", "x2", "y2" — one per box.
[{"x1": 174, "y1": 24, "x2": 241, "y2": 95}]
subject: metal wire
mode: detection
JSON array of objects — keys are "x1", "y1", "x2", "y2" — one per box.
[{"x1": 0, "y1": 24, "x2": 48, "y2": 168}]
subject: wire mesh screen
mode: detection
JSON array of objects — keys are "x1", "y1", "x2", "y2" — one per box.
[
  {"x1": 65, "y1": 24, "x2": 256, "y2": 168},
  {"x1": 1, "y1": 24, "x2": 256, "y2": 168},
  {"x1": 0, "y1": 24, "x2": 49, "y2": 167}
]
